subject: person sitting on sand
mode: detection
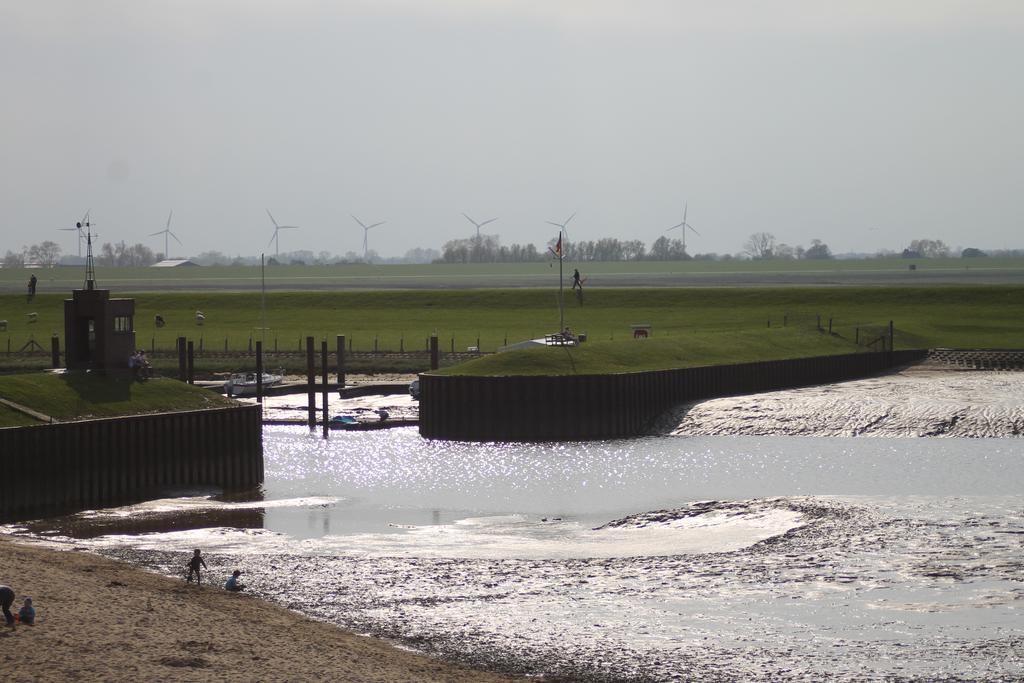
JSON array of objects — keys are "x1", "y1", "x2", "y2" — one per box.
[
  {"x1": 18, "y1": 597, "x2": 35, "y2": 625},
  {"x1": 0, "y1": 585, "x2": 14, "y2": 627},
  {"x1": 186, "y1": 549, "x2": 208, "y2": 584},
  {"x1": 224, "y1": 570, "x2": 245, "y2": 592}
]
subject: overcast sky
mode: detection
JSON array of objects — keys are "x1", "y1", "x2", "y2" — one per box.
[{"x1": 3, "y1": 1, "x2": 1022, "y2": 259}]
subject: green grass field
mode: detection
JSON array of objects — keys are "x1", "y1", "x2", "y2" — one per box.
[
  {"x1": 2, "y1": 286, "x2": 1021, "y2": 361},
  {"x1": 438, "y1": 326, "x2": 870, "y2": 376},
  {"x1": 0, "y1": 373, "x2": 235, "y2": 427}
]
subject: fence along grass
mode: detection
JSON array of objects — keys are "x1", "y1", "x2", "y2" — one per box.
[{"x1": 2, "y1": 286, "x2": 1023, "y2": 358}]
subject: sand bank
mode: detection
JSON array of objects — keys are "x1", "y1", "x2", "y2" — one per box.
[
  {"x1": 0, "y1": 536, "x2": 518, "y2": 682},
  {"x1": 671, "y1": 364, "x2": 1024, "y2": 438}
]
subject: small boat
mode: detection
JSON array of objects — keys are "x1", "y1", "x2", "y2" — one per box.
[{"x1": 223, "y1": 371, "x2": 283, "y2": 396}]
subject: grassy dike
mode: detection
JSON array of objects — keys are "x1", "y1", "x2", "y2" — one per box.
[
  {"x1": 0, "y1": 373, "x2": 235, "y2": 427},
  {"x1": 434, "y1": 326, "x2": 867, "y2": 376},
  {"x1": 2, "y1": 285, "x2": 1023, "y2": 353}
]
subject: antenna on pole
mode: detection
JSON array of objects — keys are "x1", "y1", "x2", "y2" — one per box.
[
  {"x1": 261, "y1": 253, "x2": 267, "y2": 346},
  {"x1": 84, "y1": 220, "x2": 96, "y2": 290},
  {"x1": 59, "y1": 209, "x2": 91, "y2": 258},
  {"x1": 547, "y1": 230, "x2": 565, "y2": 333}
]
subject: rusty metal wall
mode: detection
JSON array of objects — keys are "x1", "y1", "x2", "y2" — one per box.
[
  {"x1": 0, "y1": 405, "x2": 263, "y2": 521},
  {"x1": 419, "y1": 350, "x2": 928, "y2": 442}
]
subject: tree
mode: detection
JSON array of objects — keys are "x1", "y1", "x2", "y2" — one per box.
[
  {"x1": 28, "y1": 241, "x2": 62, "y2": 266},
  {"x1": 908, "y1": 239, "x2": 950, "y2": 258},
  {"x1": 961, "y1": 247, "x2": 987, "y2": 258},
  {"x1": 647, "y1": 236, "x2": 686, "y2": 260},
  {"x1": 621, "y1": 240, "x2": 646, "y2": 261},
  {"x1": 3, "y1": 249, "x2": 25, "y2": 268},
  {"x1": 775, "y1": 243, "x2": 796, "y2": 260},
  {"x1": 743, "y1": 232, "x2": 776, "y2": 259},
  {"x1": 803, "y1": 239, "x2": 833, "y2": 260},
  {"x1": 193, "y1": 251, "x2": 230, "y2": 266}
]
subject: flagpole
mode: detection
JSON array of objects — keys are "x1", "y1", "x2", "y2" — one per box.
[
  {"x1": 261, "y1": 253, "x2": 267, "y2": 346},
  {"x1": 558, "y1": 231, "x2": 564, "y2": 333}
]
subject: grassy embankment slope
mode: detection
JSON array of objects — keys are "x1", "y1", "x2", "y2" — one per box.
[
  {"x1": 1, "y1": 286, "x2": 1021, "y2": 375},
  {"x1": 0, "y1": 373, "x2": 235, "y2": 428}
]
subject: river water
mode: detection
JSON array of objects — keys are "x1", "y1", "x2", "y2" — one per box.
[{"x1": 7, "y1": 371, "x2": 1024, "y2": 681}]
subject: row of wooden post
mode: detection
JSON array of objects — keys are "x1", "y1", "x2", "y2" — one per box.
[{"x1": 165, "y1": 333, "x2": 441, "y2": 439}]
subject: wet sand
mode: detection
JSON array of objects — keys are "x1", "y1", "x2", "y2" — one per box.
[
  {"x1": 671, "y1": 364, "x2": 1024, "y2": 437},
  {"x1": 0, "y1": 536, "x2": 518, "y2": 682}
]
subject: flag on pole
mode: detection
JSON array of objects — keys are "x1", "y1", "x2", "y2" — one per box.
[{"x1": 555, "y1": 234, "x2": 562, "y2": 257}]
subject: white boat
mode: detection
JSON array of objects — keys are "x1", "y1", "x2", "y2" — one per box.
[{"x1": 223, "y1": 371, "x2": 283, "y2": 396}]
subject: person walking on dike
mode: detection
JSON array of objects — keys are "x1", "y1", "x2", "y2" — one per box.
[
  {"x1": 224, "y1": 570, "x2": 245, "y2": 592},
  {"x1": 186, "y1": 549, "x2": 208, "y2": 585},
  {"x1": 0, "y1": 585, "x2": 15, "y2": 627},
  {"x1": 571, "y1": 268, "x2": 582, "y2": 290},
  {"x1": 27, "y1": 274, "x2": 37, "y2": 302}
]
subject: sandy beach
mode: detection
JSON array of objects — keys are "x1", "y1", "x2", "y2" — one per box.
[{"x1": 0, "y1": 537, "x2": 518, "y2": 683}]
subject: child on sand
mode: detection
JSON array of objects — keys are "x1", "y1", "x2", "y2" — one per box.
[
  {"x1": 18, "y1": 597, "x2": 35, "y2": 625},
  {"x1": 186, "y1": 549, "x2": 208, "y2": 584},
  {"x1": 224, "y1": 570, "x2": 245, "y2": 592}
]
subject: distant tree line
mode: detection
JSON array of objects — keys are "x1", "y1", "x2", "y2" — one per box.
[
  {"x1": 3, "y1": 241, "x2": 63, "y2": 267},
  {"x1": 2, "y1": 235, "x2": 1017, "y2": 268}
]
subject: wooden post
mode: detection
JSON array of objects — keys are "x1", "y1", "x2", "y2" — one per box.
[
  {"x1": 306, "y1": 336, "x2": 316, "y2": 431},
  {"x1": 50, "y1": 335, "x2": 60, "y2": 368},
  {"x1": 828, "y1": 318, "x2": 833, "y2": 335},
  {"x1": 374, "y1": 336, "x2": 378, "y2": 352},
  {"x1": 187, "y1": 341, "x2": 194, "y2": 384},
  {"x1": 450, "y1": 337, "x2": 455, "y2": 353},
  {"x1": 430, "y1": 334, "x2": 439, "y2": 370},
  {"x1": 321, "y1": 340, "x2": 329, "y2": 439},
  {"x1": 255, "y1": 340, "x2": 263, "y2": 404},
  {"x1": 177, "y1": 336, "x2": 187, "y2": 381},
  {"x1": 855, "y1": 327, "x2": 860, "y2": 345},
  {"x1": 783, "y1": 315, "x2": 787, "y2": 327},
  {"x1": 816, "y1": 314, "x2": 821, "y2": 331},
  {"x1": 336, "y1": 335, "x2": 346, "y2": 389},
  {"x1": 889, "y1": 320, "x2": 895, "y2": 355}
]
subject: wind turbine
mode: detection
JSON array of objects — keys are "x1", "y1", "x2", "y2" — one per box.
[
  {"x1": 546, "y1": 212, "x2": 576, "y2": 239},
  {"x1": 667, "y1": 203, "x2": 700, "y2": 255},
  {"x1": 462, "y1": 213, "x2": 498, "y2": 240},
  {"x1": 59, "y1": 210, "x2": 92, "y2": 258},
  {"x1": 266, "y1": 209, "x2": 299, "y2": 259},
  {"x1": 351, "y1": 215, "x2": 385, "y2": 261},
  {"x1": 149, "y1": 210, "x2": 182, "y2": 259}
]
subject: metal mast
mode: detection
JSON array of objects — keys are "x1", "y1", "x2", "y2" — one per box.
[{"x1": 84, "y1": 225, "x2": 96, "y2": 290}]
